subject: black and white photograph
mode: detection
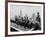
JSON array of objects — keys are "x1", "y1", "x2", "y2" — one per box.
[{"x1": 8, "y1": 2, "x2": 45, "y2": 35}]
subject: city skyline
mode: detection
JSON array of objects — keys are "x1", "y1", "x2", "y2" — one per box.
[{"x1": 10, "y1": 5, "x2": 41, "y2": 20}]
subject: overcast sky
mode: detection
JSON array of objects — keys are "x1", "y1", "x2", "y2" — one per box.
[{"x1": 10, "y1": 5, "x2": 42, "y2": 20}]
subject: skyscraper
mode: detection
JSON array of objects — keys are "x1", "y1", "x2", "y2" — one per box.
[{"x1": 20, "y1": 9, "x2": 22, "y2": 18}]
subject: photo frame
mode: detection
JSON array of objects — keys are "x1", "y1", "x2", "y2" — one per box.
[{"x1": 5, "y1": 0, "x2": 45, "y2": 37}]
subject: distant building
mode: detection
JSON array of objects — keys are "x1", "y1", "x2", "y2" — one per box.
[
  {"x1": 25, "y1": 13, "x2": 28, "y2": 20},
  {"x1": 20, "y1": 9, "x2": 22, "y2": 18}
]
